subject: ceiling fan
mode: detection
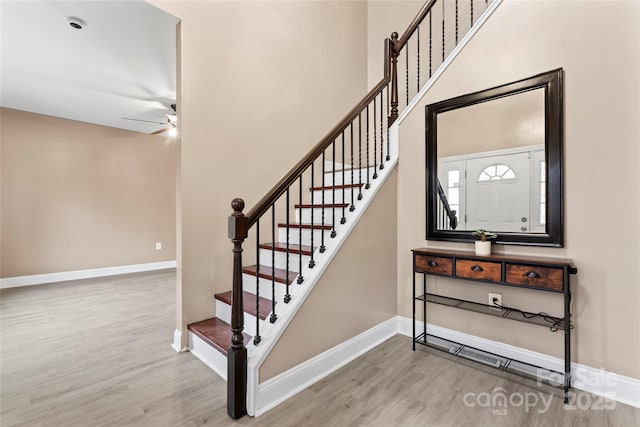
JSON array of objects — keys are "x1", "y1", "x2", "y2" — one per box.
[{"x1": 123, "y1": 103, "x2": 177, "y2": 135}]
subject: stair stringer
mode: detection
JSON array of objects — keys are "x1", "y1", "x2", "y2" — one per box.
[{"x1": 244, "y1": 125, "x2": 399, "y2": 416}]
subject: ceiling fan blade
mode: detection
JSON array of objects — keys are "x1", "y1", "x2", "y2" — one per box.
[
  {"x1": 123, "y1": 117, "x2": 167, "y2": 125},
  {"x1": 150, "y1": 127, "x2": 172, "y2": 135}
]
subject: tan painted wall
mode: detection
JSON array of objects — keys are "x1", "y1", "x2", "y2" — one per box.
[
  {"x1": 437, "y1": 87, "x2": 544, "y2": 157},
  {"x1": 149, "y1": 1, "x2": 370, "y2": 338},
  {"x1": 0, "y1": 107, "x2": 176, "y2": 278},
  {"x1": 261, "y1": 169, "x2": 398, "y2": 381},
  {"x1": 396, "y1": 0, "x2": 640, "y2": 379}
]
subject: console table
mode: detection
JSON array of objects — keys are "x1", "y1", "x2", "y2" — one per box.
[{"x1": 411, "y1": 248, "x2": 577, "y2": 402}]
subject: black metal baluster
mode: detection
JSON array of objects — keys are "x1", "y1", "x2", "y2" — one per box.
[
  {"x1": 358, "y1": 113, "x2": 363, "y2": 200},
  {"x1": 366, "y1": 105, "x2": 370, "y2": 189},
  {"x1": 471, "y1": 0, "x2": 474, "y2": 26},
  {"x1": 284, "y1": 189, "x2": 291, "y2": 302},
  {"x1": 254, "y1": 220, "x2": 261, "y2": 345},
  {"x1": 340, "y1": 132, "x2": 346, "y2": 224},
  {"x1": 405, "y1": 43, "x2": 409, "y2": 106},
  {"x1": 417, "y1": 25, "x2": 420, "y2": 92},
  {"x1": 309, "y1": 162, "x2": 315, "y2": 268},
  {"x1": 373, "y1": 97, "x2": 378, "y2": 180},
  {"x1": 297, "y1": 176, "x2": 304, "y2": 284},
  {"x1": 455, "y1": 0, "x2": 459, "y2": 45},
  {"x1": 442, "y1": 0, "x2": 446, "y2": 63},
  {"x1": 379, "y1": 91, "x2": 384, "y2": 170},
  {"x1": 320, "y1": 151, "x2": 326, "y2": 253},
  {"x1": 349, "y1": 123, "x2": 355, "y2": 211},
  {"x1": 386, "y1": 85, "x2": 390, "y2": 161},
  {"x1": 429, "y1": 12, "x2": 433, "y2": 78},
  {"x1": 270, "y1": 203, "x2": 276, "y2": 323},
  {"x1": 331, "y1": 141, "x2": 337, "y2": 238}
]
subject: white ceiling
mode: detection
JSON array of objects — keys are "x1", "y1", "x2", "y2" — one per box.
[{"x1": 1, "y1": 1, "x2": 178, "y2": 134}]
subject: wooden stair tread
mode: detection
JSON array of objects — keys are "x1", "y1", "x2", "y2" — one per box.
[
  {"x1": 310, "y1": 183, "x2": 364, "y2": 191},
  {"x1": 215, "y1": 291, "x2": 272, "y2": 320},
  {"x1": 295, "y1": 203, "x2": 349, "y2": 208},
  {"x1": 243, "y1": 265, "x2": 298, "y2": 284},
  {"x1": 277, "y1": 222, "x2": 332, "y2": 230},
  {"x1": 259, "y1": 243, "x2": 314, "y2": 256},
  {"x1": 187, "y1": 318, "x2": 249, "y2": 356}
]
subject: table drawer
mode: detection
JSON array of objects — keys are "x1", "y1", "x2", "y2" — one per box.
[
  {"x1": 455, "y1": 259, "x2": 501, "y2": 282},
  {"x1": 506, "y1": 264, "x2": 564, "y2": 291},
  {"x1": 415, "y1": 255, "x2": 453, "y2": 276}
]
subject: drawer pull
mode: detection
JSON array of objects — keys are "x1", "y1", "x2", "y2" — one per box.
[
  {"x1": 524, "y1": 271, "x2": 540, "y2": 279},
  {"x1": 428, "y1": 260, "x2": 438, "y2": 267},
  {"x1": 471, "y1": 265, "x2": 484, "y2": 272}
]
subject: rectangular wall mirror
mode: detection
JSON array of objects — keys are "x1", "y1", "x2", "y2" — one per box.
[{"x1": 426, "y1": 68, "x2": 564, "y2": 246}]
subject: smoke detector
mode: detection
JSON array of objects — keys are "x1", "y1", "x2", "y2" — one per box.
[{"x1": 68, "y1": 17, "x2": 85, "y2": 30}]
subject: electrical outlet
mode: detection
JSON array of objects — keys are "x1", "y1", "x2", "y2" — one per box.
[
  {"x1": 488, "y1": 292, "x2": 502, "y2": 307},
  {"x1": 155, "y1": 242, "x2": 162, "y2": 251}
]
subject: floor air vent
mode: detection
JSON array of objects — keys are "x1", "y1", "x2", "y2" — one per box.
[{"x1": 450, "y1": 346, "x2": 502, "y2": 368}]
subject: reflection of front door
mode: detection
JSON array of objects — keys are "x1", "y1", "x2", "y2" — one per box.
[{"x1": 466, "y1": 153, "x2": 530, "y2": 232}]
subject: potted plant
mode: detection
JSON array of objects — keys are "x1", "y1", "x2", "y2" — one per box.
[{"x1": 472, "y1": 229, "x2": 497, "y2": 256}]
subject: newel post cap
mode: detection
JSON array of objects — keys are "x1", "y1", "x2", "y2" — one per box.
[{"x1": 228, "y1": 198, "x2": 248, "y2": 240}]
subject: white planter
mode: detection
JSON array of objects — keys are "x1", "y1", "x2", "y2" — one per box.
[{"x1": 475, "y1": 241, "x2": 492, "y2": 256}]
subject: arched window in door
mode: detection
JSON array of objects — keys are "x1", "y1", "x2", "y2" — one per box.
[{"x1": 478, "y1": 164, "x2": 516, "y2": 181}]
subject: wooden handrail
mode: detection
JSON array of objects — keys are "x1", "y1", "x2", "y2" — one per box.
[
  {"x1": 245, "y1": 40, "x2": 393, "y2": 227},
  {"x1": 396, "y1": 0, "x2": 438, "y2": 50}
]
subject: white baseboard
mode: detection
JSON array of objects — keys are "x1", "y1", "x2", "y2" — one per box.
[
  {"x1": 188, "y1": 331, "x2": 228, "y2": 381},
  {"x1": 0, "y1": 260, "x2": 177, "y2": 289},
  {"x1": 397, "y1": 316, "x2": 640, "y2": 408},
  {"x1": 255, "y1": 317, "x2": 398, "y2": 416},
  {"x1": 172, "y1": 329, "x2": 186, "y2": 353}
]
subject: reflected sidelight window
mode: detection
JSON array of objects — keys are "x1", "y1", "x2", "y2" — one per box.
[{"x1": 447, "y1": 169, "x2": 460, "y2": 215}]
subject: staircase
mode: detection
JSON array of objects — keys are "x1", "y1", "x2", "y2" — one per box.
[
  {"x1": 185, "y1": 0, "x2": 501, "y2": 419},
  {"x1": 187, "y1": 163, "x2": 391, "y2": 379}
]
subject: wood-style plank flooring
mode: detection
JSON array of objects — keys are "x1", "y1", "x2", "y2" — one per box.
[{"x1": 1, "y1": 271, "x2": 638, "y2": 426}]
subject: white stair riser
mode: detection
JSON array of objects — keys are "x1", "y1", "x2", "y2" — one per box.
[
  {"x1": 278, "y1": 227, "x2": 331, "y2": 247},
  {"x1": 258, "y1": 248, "x2": 311, "y2": 273},
  {"x1": 311, "y1": 189, "x2": 358, "y2": 204},
  {"x1": 216, "y1": 300, "x2": 267, "y2": 338},
  {"x1": 295, "y1": 207, "x2": 344, "y2": 226},
  {"x1": 188, "y1": 332, "x2": 227, "y2": 381},
  {"x1": 242, "y1": 273, "x2": 289, "y2": 303},
  {"x1": 323, "y1": 167, "x2": 376, "y2": 185}
]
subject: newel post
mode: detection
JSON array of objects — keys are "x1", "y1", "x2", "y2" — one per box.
[
  {"x1": 227, "y1": 198, "x2": 248, "y2": 419},
  {"x1": 389, "y1": 31, "x2": 400, "y2": 125}
]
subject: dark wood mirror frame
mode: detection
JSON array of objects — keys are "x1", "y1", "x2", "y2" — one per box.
[{"x1": 426, "y1": 68, "x2": 564, "y2": 247}]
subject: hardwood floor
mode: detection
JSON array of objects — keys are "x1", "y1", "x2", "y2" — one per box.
[{"x1": 1, "y1": 271, "x2": 638, "y2": 426}]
